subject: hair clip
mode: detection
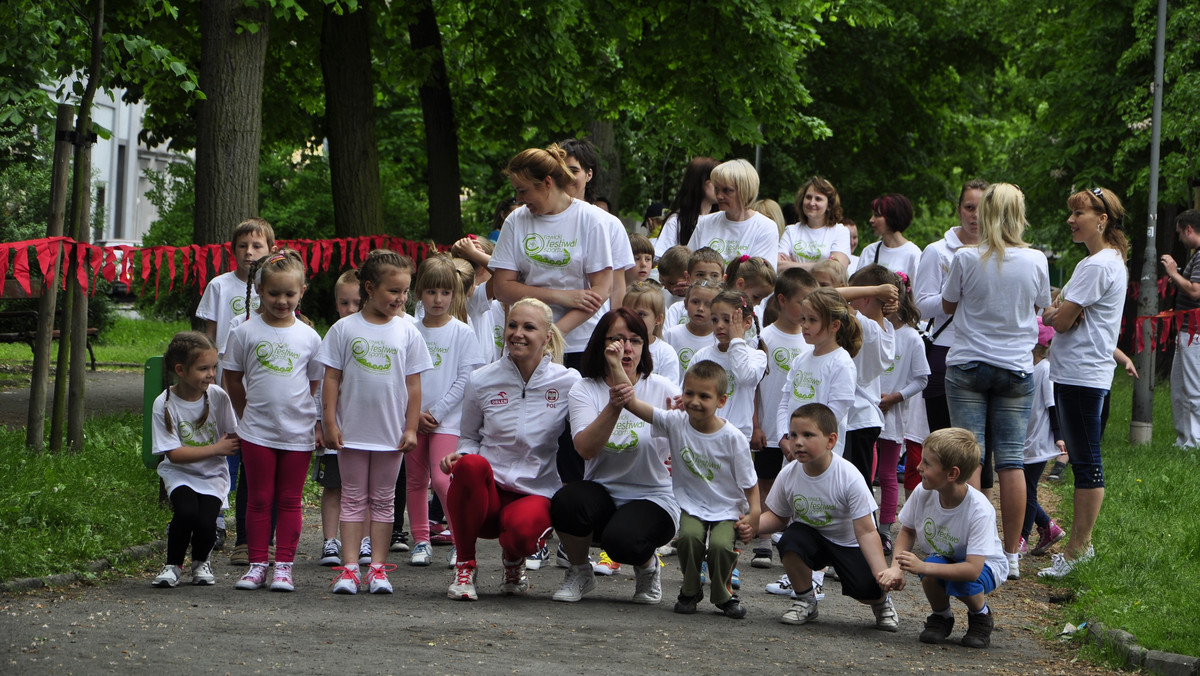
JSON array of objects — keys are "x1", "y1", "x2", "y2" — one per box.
[
  {"x1": 895, "y1": 271, "x2": 909, "y2": 287},
  {"x1": 739, "y1": 254, "x2": 750, "y2": 262}
]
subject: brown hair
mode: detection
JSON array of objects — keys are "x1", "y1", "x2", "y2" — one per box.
[
  {"x1": 1067, "y1": 187, "x2": 1129, "y2": 260},
  {"x1": 162, "y1": 331, "x2": 218, "y2": 435},
  {"x1": 504, "y1": 144, "x2": 574, "y2": 191},
  {"x1": 793, "y1": 176, "x2": 844, "y2": 226}
]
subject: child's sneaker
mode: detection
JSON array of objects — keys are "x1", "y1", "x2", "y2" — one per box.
[
  {"x1": 1006, "y1": 551, "x2": 1020, "y2": 580},
  {"x1": 331, "y1": 566, "x2": 360, "y2": 594},
  {"x1": 152, "y1": 564, "x2": 183, "y2": 588},
  {"x1": 448, "y1": 560, "x2": 478, "y2": 601},
  {"x1": 358, "y1": 537, "x2": 372, "y2": 565},
  {"x1": 593, "y1": 551, "x2": 620, "y2": 576},
  {"x1": 319, "y1": 538, "x2": 342, "y2": 567},
  {"x1": 751, "y1": 547, "x2": 773, "y2": 568},
  {"x1": 235, "y1": 563, "x2": 269, "y2": 590},
  {"x1": 446, "y1": 546, "x2": 458, "y2": 568},
  {"x1": 1047, "y1": 460, "x2": 1068, "y2": 481},
  {"x1": 410, "y1": 541, "x2": 433, "y2": 566},
  {"x1": 552, "y1": 563, "x2": 596, "y2": 602},
  {"x1": 766, "y1": 573, "x2": 793, "y2": 596},
  {"x1": 1018, "y1": 537, "x2": 1029, "y2": 557},
  {"x1": 1031, "y1": 520, "x2": 1066, "y2": 556},
  {"x1": 501, "y1": 559, "x2": 530, "y2": 595},
  {"x1": 632, "y1": 560, "x2": 662, "y2": 604},
  {"x1": 229, "y1": 543, "x2": 249, "y2": 566},
  {"x1": 699, "y1": 561, "x2": 707, "y2": 584},
  {"x1": 270, "y1": 562, "x2": 295, "y2": 592},
  {"x1": 780, "y1": 595, "x2": 818, "y2": 625},
  {"x1": 525, "y1": 540, "x2": 551, "y2": 571},
  {"x1": 367, "y1": 563, "x2": 396, "y2": 594},
  {"x1": 190, "y1": 560, "x2": 215, "y2": 586},
  {"x1": 656, "y1": 541, "x2": 677, "y2": 557},
  {"x1": 812, "y1": 569, "x2": 826, "y2": 600},
  {"x1": 431, "y1": 529, "x2": 455, "y2": 546},
  {"x1": 872, "y1": 595, "x2": 900, "y2": 632},
  {"x1": 389, "y1": 530, "x2": 410, "y2": 553},
  {"x1": 731, "y1": 567, "x2": 741, "y2": 590},
  {"x1": 716, "y1": 595, "x2": 747, "y2": 619},
  {"x1": 213, "y1": 527, "x2": 226, "y2": 552},
  {"x1": 920, "y1": 612, "x2": 955, "y2": 644},
  {"x1": 879, "y1": 530, "x2": 894, "y2": 557},
  {"x1": 960, "y1": 609, "x2": 995, "y2": 648},
  {"x1": 673, "y1": 590, "x2": 703, "y2": 614}
]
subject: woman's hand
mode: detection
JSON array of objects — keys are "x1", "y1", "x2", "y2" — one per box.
[
  {"x1": 418, "y1": 411, "x2": 439, "y2": 434},
  {"x1": 556, "y1": 289, "x2": 605, "y2": 313},
  {"x1": 440, "y1": 453, "x2": 463, "y2": 475},
  {"x1": 604, "y1": 337, "x2": 624, "y2": 369},
  {"x1": 610, "y1": 383, "x2": 635, "y2": 408}
]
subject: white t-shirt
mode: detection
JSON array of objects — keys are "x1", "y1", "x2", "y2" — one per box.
[
  {"x1": 663, "y1": 324, "x2": 718, "y2": 374},
  {"x1": 776, "y1": 348, "x2": 857, "y2": 456},
  {"x1": 490, "y1": 200, "x2": 615, "y2": 352},
  {"x1": 662, "y1": 286, "x2": 685, "y2": 312},
  {"x1": 664, "y1": 301, "x2": 690, "y2": 329},
  {"x1": 152, "y1": 384, "x2": 238, "y2": 506},
  {"x1": 1049, "y1": 248, "x2": 1127, "y2": 389},
  {"x1": 1024, "y1": 359, "x2": 1059, "y2": 464},
  {"x1": 766, "y1": 454, "x2": 876, "y2": 547},
  {"x1": 878, "y1": 325, "x2": 931, "y2": 443},
  {"x1": 779, "y1": 223, "x2": 852, "y2": 264},
  {"x1": 758, "y1": 324, "x2": 813, "y2": 444},
  {"x1": 598, "y1": 203, "x2": 635, "y2": 272},
  {"x1": 847, "y1": 314, "x2": 895, "y2": 431},
  {"x1": 654, "y1": 213, "x2": 684, "y2": 260},
  {"x1": 417, "y1": 318, "x2": 486, "y2": 436},
  {"x1": 649, "y1": 337, "x2": 682, "y2": 386},
  {"x1": 914, "y1": 229, "x2": 969, "y2": 347},
  {"x1": 691, "y1": 339, "x2": 767, "y2": 441},
  {"x1": 859, "y1": 240, "x2": 922, "y2": 281},
  {"x1": 316, "y1": 313, "x2": 434, "y2": 451},
  {"x1": 943, "y1": 246, "x2": 1051, "y2": 373},
  {"x1": 650, "y1": 408, "x2": 758, "y2": 522},
  {"x1": 569, "y1": 376, "x2": 681, "y2": 528},
  {"x1": 196, "y1": 271, "x2": 258, "y2": 383},
  {"x1": 221, "y1": 314, "x2": 323, "y2": 451},
  {"x1": 467, "y1": 284, "x2": 504, "y2": 365},
  {"x1": 687, "y1": 211, "x2": 780, "y2": 270},
  {"x1": 457, "y1": 355, "x2": 581, "y2": 498},
  {"x1": 898, "y1": 484, "x2": 1009, "y2": 584}
]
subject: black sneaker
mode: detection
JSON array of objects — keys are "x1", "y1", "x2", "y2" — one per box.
[
  {"x1": 389, "y1": 531, "x2": 410, "y2": 553},
  {"x1": 919, "y1": 613, "x2": 955, "y2": 644},
  {"x1": 213, "y1": 528, "x2": 226, "y2": 552},
  {"x1": 673, "y1": 590, "x2": 703, "y2": 614},
  {"x1": 716, "y1": 595, "x2": 747, "y2": 619},
  {"x1": 960, "y1": 610, "x2": 994, "y2": 649},
  {"x1": 751, "y1": 548, "x2": 773, "y2": 568},
  {"x1": 1047, "y1": 460, "x2": 1068, "y2": 482}
]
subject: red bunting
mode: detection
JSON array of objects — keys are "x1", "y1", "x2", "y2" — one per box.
[{"x1": 12, "y1": 245, "x2": 31, "y2": 296}]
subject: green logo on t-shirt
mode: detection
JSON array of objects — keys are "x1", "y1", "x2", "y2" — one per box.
[
  {"x1": 922, "y1": 518, "x2": 960, "y2": 558},
  {"x1": 178, "y1": 420, "x2": 217, "y2": 447},
  {"x1": 792, "y1": 372, "x2": 818, "y2": 400},
  {"x1": 773, "y1": 347, "x2": 793, "y2": 372},
  {"x1": 523, "y1": 233, "x2": 573, "y2": 267},
  {"x1": 792, "y1": 240, "x2": 822, "y2": 262},
  {"x1": 427, "y1": 342, "x2": 447, "y2": 368},
  {"x1": 605, "y1": 418, "x2": 643, "y2": 452},
  {"x1": 229, "y1": 295, "x2": 260, "y2": 316},
  {"x1": 678, "y1": 347, "x2": 695, "y2": 370},
  {"x1": 680, "y1": 446, "x2": 717, "y2": 481},
  {"x1": 254, "y1": 340, "x2": 298, "y2": 374},
  {"x1": 351, "y1": 337, "x2": 394, "y2": 372},
  {"x1": 791, "y1": 494, "x2": 835, "y2": 527}
]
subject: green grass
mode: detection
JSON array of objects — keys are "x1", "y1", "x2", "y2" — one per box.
[
  {"x1": 0, "y1": 314, "x2": 189, "y2": 367},
  {"x1": 1044, "y1": 372, "x2": 1200, "y2": 657}
]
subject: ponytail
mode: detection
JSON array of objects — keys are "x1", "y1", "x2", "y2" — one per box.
[{"x1": 803, "y1": 288, "x2": 862, "y2": 358}]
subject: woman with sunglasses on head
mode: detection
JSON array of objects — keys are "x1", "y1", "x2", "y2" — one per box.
[{"x1": 1037, "y1": 188, "x2": 1129, "y2": 580}]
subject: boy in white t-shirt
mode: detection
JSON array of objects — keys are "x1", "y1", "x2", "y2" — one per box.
[
  {"x1": 758, "y1": 403, "x2": 898, "y2": 632},
  {"x1": 616, "y1": 360, "x2": 760, "y2": 619},
  {"x1": 878, "y1": 428, "x2": 1008, "y2": 649}
]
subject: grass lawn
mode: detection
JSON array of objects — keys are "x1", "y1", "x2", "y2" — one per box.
[
  {"x1": 0, "y1": 314, "x2": 190, "y2": 367},
  {"x1": 1042, "y1": 371, "x2": 1200, "y2": 657}
]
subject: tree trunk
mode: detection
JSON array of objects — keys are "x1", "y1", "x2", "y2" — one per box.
[
  {"x1": 320, "y1": 0, "x2": 382, "y2": 238},
  {"x1": 194, "y1": 0, "x2": 268, "y2": 248},
  {"x1": 408, "y1": 0, "x2": 461, "y2": 244},
  {"x1": 588, "y1": 120, "x2": 621, "y2": 215}
]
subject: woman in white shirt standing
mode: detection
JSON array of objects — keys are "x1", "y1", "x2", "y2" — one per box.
[
  {"x1": 778, "y1": 176, "x2": 852, "y2": 271},
  {"x1": 686, "y1": 159, "x2": 780, "y2": 270},
  {"x1": 859, "y1": 193, "x2": 922, "y2": 281},
  {"x1": 942, "y1": 183, "x2": 1051, "y2": 580},
  {"x1": 655, "y1": 157, "x2": 719, "y2": 260},
  {"x1": 1037, "y1": 188, "x2": 1129, "y2": 579}
]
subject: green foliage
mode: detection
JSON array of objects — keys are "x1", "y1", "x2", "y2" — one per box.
[
  {"x1": 0, "y1": 125, "x2": 55, "y2": 243},
  {"x1": 135, "y1": 160, "x2": 198, "y2": 321}
]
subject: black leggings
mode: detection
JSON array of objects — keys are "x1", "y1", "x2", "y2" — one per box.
[
  {"x1": 167, "y1": 486, "x2": 222, "y2": 565},
  {"x1": 556, "y1": 352, "x2": 586, "y2": 483},
  {"x1": 550, "y1": 480, "x2": 676, "y2": 565},
  {"x1": 845, "y1": 427, "x2": 881, "y2": 491}
]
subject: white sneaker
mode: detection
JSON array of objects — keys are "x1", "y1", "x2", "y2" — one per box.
[
  {"x1": 655, "y1": 541, "x2": 677, "y2": 557},
  {"x1": 781, "y1": 595, "x2": 818, "y2": 625},
  {"x1": 1038, "y1": 545, "x2": 1095, "y2": 579},
  {"x1": 812, "y1": 570, "x2": 826, "y2": 601},
  {"x1": 358, "y1": 537, "x2": 372, "y2": 565},
  {"x1": 367, "y1": 564, "x2": 395, "y2": 594},
  {"x1": 410, "y1": 541, "x2": 433, "y2": 566},
  {"x1": 1007, "y1": 552, "x2": 1020, "y2": 580},
  {"x1": 501, "y1": 559, "x2": 530, "y2": 595},
  {"x1": 526, "y1": 541, "x2": 551, "y2": 570},
  {"x1": 448, "y1": 561, "x2": 478, "y2": 601},
  {"x1": 446, "y1": 546, "x2": 457, "y2": 568},
  {"x1": 765, "y1": 574, "x2": 793, "y2": 595},
  {"x1": 152, "y1": 564, "x2": 182, "y2": 588},
  {"x1": 632, "y1": 560, "x2": 662, "y2": 604},
  {"x1": 270, "y1": 563, "x2": 295, "y2": 592},
  {"x1": 190, "y1": 560, "x2": 215, "y2": 586},
  {"x1": 331, "y1": 566, "x2": 360, "y2": 594},
  {"x1": 552, "y1": 563, "x2": 596, "y2": 602},
  {"x1": 873, "y1": 595, "x2": 900, "y2": 632}
]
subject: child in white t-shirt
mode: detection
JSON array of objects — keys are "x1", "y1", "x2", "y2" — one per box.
[
  {"x1": 616, "y1": 359, "x2": 760, "y2": 619},
  {"x1": 665, "y1": 247, "x2": 725, "y2": 328},
  {"x1": 623, "y1": 281, "x2": 681, "y2": 386},
  {"x1": 451, "y1": 234, "x2": 505, "y2": 364},
  {"x1": 691, "y1": 289, "x2": 768, "y2": 442},
  {"x1": 1021, "y1": 320, "x2": 1066, "y2": 556},
  {"x1": 879, "y1": 428, "x2": 1008, "y2": 649},
  {"x1": 663, "y1": 280, "x2": 720, "y2": 373}
]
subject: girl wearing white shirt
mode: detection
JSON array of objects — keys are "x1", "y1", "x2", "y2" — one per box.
[
  {"x1": 843, "y1": 265, "x2": 898, "y2": 491},
  {"x1": 1038, "y1": 187, "x2": 1129, "y2": 579},
  {"x1": 686, "y1": 159, "x2": 780, "y2": 270},
  {"x1": 859, "y1": 193, "x2": 922, "y2": 281},
  {"x1": 441, "y1": 299, "x2": 582, "y2": 601},
  {"x1": 623, "y1": 281, "x2": 681, "y2": 386},
  {"x1": 655, "y1": 156, "x2": 719, "y2": 259},
  {"x1": 942, "y1": 184, "x2": 1052, "y2": 579},
  {"x1": 691, "y1": 289, "x2": 769, "y2": 442},
  {"x1": 551, "y1": 309, "x2": 681, "y2": 604},
  {"x1": 778, "y1": 176, "x2": 852, "y2": 271}
]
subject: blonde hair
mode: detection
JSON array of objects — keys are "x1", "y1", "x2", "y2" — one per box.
[
  {"x1": 248, "y1": 249, "x2": 313, "y2": 326},
  {"x1": 415, "y1": 254, "x2": 468, "y2": 323},
  {"x1": 162, "y1": 332, "x2": 218, "y2": 435},
  {"x1": 358, "y1": 249, "x2": 415, "y2": 308},
  {"x1": 977, "y1": 183, "x2": 1029, "y2": 270},
  {"x1": 508, "y1": 298, "x2": 565, "y2": 364},
  {"x1": 924, "y1": 428, "x2": 981, "y2": 484},
  {"x1": 504, "y1": 144, "x2": 574, "y2": 191},
  {"x1": 811, "y1": 258, "x2": 848, "y2": 288},
  {"x1": 1067, "y1": 187, "x2": 1129, "y2": 260},
  {"x1": 802, "y1": 288, "x2": 862, "y2": 358},
  {"x1": 751, "y1": 198, "x2": 786, "y2": 237},
  {"x1": 710, "y1": 159, "x2": 759, "y2": 209},
  {"x1": 623, "y1": 281, "x2": 666, "y2": 338}
]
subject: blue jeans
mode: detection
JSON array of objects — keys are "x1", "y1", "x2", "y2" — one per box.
[
  {"x1": 945, "y1": 361, "x2": 1034, "y2": 472},
  {"x1": 1054, "y1": 383, "x2": 1108, "y2": 489}
]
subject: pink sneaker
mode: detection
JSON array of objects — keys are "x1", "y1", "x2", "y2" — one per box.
[
  {"x1": 1018, "y1": 537, "x2": 1029, "y2": 557},
  {"x1": 235, "y1": 563, "x2": 269, "y2": 590},
  {"x1": 1031, "y1": 520, "x2": 1066, "y2": 556},
  {"x1": 431, "y1": 529, "x2": 455, "y2": 546},
  {"x1": 270, "y1": 563, "x2": 294, "y2": 592}
]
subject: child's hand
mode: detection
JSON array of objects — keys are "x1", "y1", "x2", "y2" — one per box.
[
  {"x1": 314, "y1": 422, "x2": 323, "y2": 450},
  {"x1": 323, "y1": 424, "x2": 343, "y2": 452},
  {"x1": 735, "y1": 514, "x2": 756, "y2": 542},
  {"x1": 882, "y1": 298, "x2": 899, "y2": 316},
  {"x1": 876, "y1": 567, "x2": 906, "y2": 592},
  {"x1": 216, "y1": 433, "x2": 241, "y2": 456},
  {"x1": 418, "y1": 411, "x2": 439, "y2": 434},
  {"x1": 750, "y1": 426, "x2": 766, "y2": 451},
  {"x1": 875, "y1": 284, "x2": 899, "y2": 304},
  {"x1": 668, "y1": 394, "x2": 684, "y2": 410},
  {"x1": 879, "y1": 392, "x2": 902, "y2": 414},
  {"x1": 781, "y1": 436, "x2": 796, "y2": 462},
  {"x1": 440, "y1": 453, "x2": 463, "y2": 475},
  {"x1": 398, "y1": 430, "x2": 418, "y2": 454},
  {"x1": 670, "y1": 279, "x2": 690, "y2": 298},
  {"x1": 894, "y1": 550, "x2": 924, "y2": 575},
  {"x1": 729, "y1": 307, "x2": 747, "y2": 341}
]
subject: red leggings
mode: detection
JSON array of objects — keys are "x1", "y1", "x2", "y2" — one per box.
[
  {"x1": 240, "y1": 440, "x2": 312, "y2": 564},
  {"x1": 902, "y1": 440, "x2": 924, "y2": 492},
  {"x1": 445, "y1": 454, "x2": 551, "y2": 562}
]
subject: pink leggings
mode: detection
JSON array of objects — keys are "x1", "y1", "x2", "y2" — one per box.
[
  {"x1": 240, "y1": 440, "x2": 312, "y2": 564},
  {"x1": 338, "y1": 448, "x2": 404, "y2": 523},
  {"x1": 406, "y1": 433, "x2": 458, "y2": 544},
  {"x1": 445, "y1": 454, "x2": 551, "y2": 562},
  {"x1": 875, "y1": 439, "x2": 903, "y2": 525}
]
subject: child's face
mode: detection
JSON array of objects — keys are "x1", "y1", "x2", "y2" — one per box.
[
  {"x1": 1178, "y1": 224, "x2": 1200, "y2": 250},
  {"x1": 799, "y1": 302, "x2": 837, "y2": 349},
  {"x1": 689, "y1": 262, "x2": 724, "y2": 285},
  {"x1": 710, "y1": 301, "x2": 749, "y2": 345},
  {"x1": 235, "y1": 234, "x2": 271, "y2": 274},
  {"x1": 812, "y1": 271, "x2": 835, "y2": 288},
  {"x1": 685, "y1": 289, "x2": 717, "y2": 328},
  {"x1": 681, "y1": 374, "x2": 726, "y2": 424},
  {"x1": 788, "y1": 416, "x2": 836, "y2": 464},
  {"x1": 175, "y1": 348, "x2": 219, "y2": 395},
  {"x1": 736, "y1": 279, "x2": 773, "y2": 307},
  {"x1": 259, "y1": 269, "x2": 305, "y2": 324},
  {"x1": 917, "y1": 450, "x2": 956, "y2": 492},
  {"x1": 364, "y1": 268, "x2": 411, "y2": 320},
  {"x1": 660, "y1": 271, "x2": 686, "y2": 296},
  {"x1": 422, "y1": 287, "x2": 454, "y2": 318},
  {"x1": 627, "y1": 253, "x2": 653, "y2": 284},
  {"x1": 777, "y1": 288, "x2": 814, "y2": 325},
  {"x1": 334, "y1": 283, "x2": 360, "y2": 318},
  {"x1": 624, "y1": 302, "x2": 662, "y2": 336}
]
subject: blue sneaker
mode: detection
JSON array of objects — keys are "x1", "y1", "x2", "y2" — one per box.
[
  {"x1": 700, "y1": 561, "x2": 707, "y2": 584},
  {"x1": 731, "y1": 567, "x2": 741, "y2": 590}
]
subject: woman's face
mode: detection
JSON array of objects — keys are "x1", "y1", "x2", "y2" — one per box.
[
  {"x1": 1067, "y1": 205, "x2": 1105, "y2": 245},
  {"x1": 604, "y1": 317, "x2": 643, "y2": 379},
  {"x1": 505, "y1": 304, "x2": 551, "y2": 364},
  {"x1": 510, "y1": 173, "x2": 555, "y2": 216},
  {"x1": 802, "y1": 188, "x2": 829, "y2": 225},
  {"x1": 869, "y1": 211, "x2": 889, "y2": 236},
  {"x1": 564, "y1": 156, "x2": 592, "y2": 201},
  {"x1": 714, "y1": 182, "x2": 742, "y2": 213},
  {"x1": 958, "y1": 188, "x2": 984, "y2": 239}
]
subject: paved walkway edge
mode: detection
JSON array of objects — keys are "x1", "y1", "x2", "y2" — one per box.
[
  {"x1": 1087, "y1": 619, "x2": 1199, "y2": 676},
  {"x1": 0, "y1": 539, "x2": 165, "y2": 593}
]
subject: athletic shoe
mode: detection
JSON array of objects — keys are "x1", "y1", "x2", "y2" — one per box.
[
  {"x1": 446, "y1": 546, "x2": 457, "y2": 568},
  {"x1": 1031, "y1": 520, "x2": 1066, "y2": 556},
  {"x1": 699, "y1": 561, "x2": 707, "y2": 584},
  {"x1": 812, "y1": 570, "x2": 826, "y2": 600},
  {"x1": 367, "y1": 564, "x2": 397, "y2": 594},
  {"x1": 190, "y1": 560, "x2": 215, "y2": 586},
  {"x1": 152, "y1": 564, "x2": 182, "y2": 588},
  {"x1": 213, "y1": 528, "x2": 226, "y2": 552},
  {"x1": 235, "y1": 563, "x2": 269, "y2": 590},
  {"x1": 1018, "y1": 537, "x2": 1029, "y2": 557},
  {"x1": 731, "y1": 567, "x2": 741, "y2": 590},
  {"x1": 552, "y1": 564, "x2": 596, "y2": 602},
  {"x1": 825, "y1": 565, "x2": 839, "y2": 581},
  {"x1": 960, "y1": 609, "x2": 995, "y2": 648},
  {"x1": 780, "y1": 596, "x2": 818, "y2": 625},
  {"x1": 431, "y1": 529, "x2": 454, "y2": 546},
  {"x1": 229, "y1": 543, "x2": 249, "y2": 566},
  {"x1": 872, "y1": 595, "x2": 900, "y2": 632},
  {"x1": 766, "y1": 573, "x2": 793, "y2": 596},
  {"x1": 270, "y1": 562, "x2": 295, "y2": 592},
  {"x1": 716, "y1": 595, "x2": 747, "y2": 619},
  {"x1": 389, "y1": 531, "x2": 410, "y2": 553},
  {"x1": 1038, "y1": 546, "x2": 1095, "y2": 579},
  {"x1": 880, "y1": 530, "x2": 894, "y2": 557},
  {"x1": 448, "y1": 560, "x2": 478, "y2": 601},
  {"x1": 319, "y1": 538, "x2": 342, "y2": 567},
  {"x1": 501, "y1": 559, "x2": 530, "y2": 595},
  {"x1": 525, "y1": 540, "x2": 551, "y2": 571},
  {"x1": 920, "y1": 613, "x2": 955, "y2": 644},
  {"x1": 593, "y1": 551, "x2": 620, "y2": 576},
  {"x1": 410, "y1": 541, "x2": 433, "y2": 566},
  {"x1": 673, "y1": 590, "x2": 703, "y2": 614},
  {"x1": 555, "y1": 542, "x2": 571, "y2": 568},
  {"x1": 751, "y1": 548, "x2": 773, "y2": 568},
  {"x1": 1047, "y1": 460, "x2": 1068, "y2": 481},
  {"x1": 656, "y1": 541, "x2": 677, "y2": 557},
  {"x1": 331, "y1": 566, "x2": 360, "y2": 594},
  {"x1": 358, "y1": 537, "x2": 372, "y2": 565},
  {"x1": 1007, "y1": 552, "x2": 1020, "y2": 580},
  {"x1": 632, "y1": 560, "x2": 662, "y2": 604}
]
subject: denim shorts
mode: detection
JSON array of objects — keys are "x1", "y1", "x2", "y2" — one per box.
[
  {"x1": 945, "y1": 361, "x2": 1034, "y2": 471},
  {"x1": 922, "y1": 554, "x2": 997, "y2": 597}
]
